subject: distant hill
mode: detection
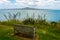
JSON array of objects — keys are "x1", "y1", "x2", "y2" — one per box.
[
  {"x1": 0, "y1": 7, "x2": 40, "y2": 10},
  {"x1": 0, "y1": 7, "x2": 58, "y2": 10},
  {"x1": 20, "y1": 7, "x2": 40, "y2": 10}
]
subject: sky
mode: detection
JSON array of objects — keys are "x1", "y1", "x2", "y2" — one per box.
[{"x1": 0, "y1": 0, "x2": 60, "y2": 9}]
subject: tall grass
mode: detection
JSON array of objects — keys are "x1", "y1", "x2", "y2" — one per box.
[{"x1": 0, "y1": 12, "x2": 60, "y2": 32}]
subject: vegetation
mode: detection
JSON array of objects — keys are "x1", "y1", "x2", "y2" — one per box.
[{"x1": 0, "y1": 12, "x2": 60, "y2": 40}]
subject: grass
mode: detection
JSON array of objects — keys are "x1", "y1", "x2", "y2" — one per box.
[
  {"x1": 37, "y1": 28, "x2": 60, "y2": 40},
  {"x1": 0, "y1": 25, "x2": 60, "y2": 40},
  {"x1": 0, "y1": 25, "x2": 22, "y2": 40}
]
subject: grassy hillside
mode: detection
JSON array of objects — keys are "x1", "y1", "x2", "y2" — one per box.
[{"x1": 0, "y1": 24, "x2": 60, "y2": 40}]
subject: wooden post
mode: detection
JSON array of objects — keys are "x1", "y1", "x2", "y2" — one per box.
[{"x1": 33, "y1": 27, "x2": 35, "y2": 40}]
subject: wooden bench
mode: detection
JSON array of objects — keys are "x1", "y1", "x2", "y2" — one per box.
[{"x1": 14, "y1": 24, "x2": 36, "y2": 39}]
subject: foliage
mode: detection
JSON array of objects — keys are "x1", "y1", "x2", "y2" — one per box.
[{"x1": 0, "y1": 12, "x2": 60, "y2": 40}]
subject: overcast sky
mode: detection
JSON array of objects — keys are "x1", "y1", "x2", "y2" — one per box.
[{"x1": 0, "y1": 0, "x2": 60, "y2": 9}]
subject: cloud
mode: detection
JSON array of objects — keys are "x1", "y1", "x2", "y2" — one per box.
[
  {"x1": 0, "y1": 0, "x2": 11, "y2": 3},
  {"x1": 0, "y1": 0, "x2": 60, "y2": 9},
  {"x1": 0, "y1": 0, "x2": 26, "y2": 9}
]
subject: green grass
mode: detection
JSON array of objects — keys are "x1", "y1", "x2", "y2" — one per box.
[
  {"x1": 0, "y1": 25, "x2": 22, "y2": 40},
  {"x1": 0, "y1": 25, "x2": 60, "y2": 40},
  {"x1": 37, "y1": 28, "x2": 60, "y2": 40}
]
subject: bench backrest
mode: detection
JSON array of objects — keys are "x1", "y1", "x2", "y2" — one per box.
[{"x1": 14, "y1": 24, "x2": 35, "y2": 38}]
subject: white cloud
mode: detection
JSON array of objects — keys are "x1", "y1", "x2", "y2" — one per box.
[
  {"x1": 0, "y1": 0, "x2": 60, "y2": 9},
  {"x1": 0, "y1": 0, "x2": 11, "y2": 3}
]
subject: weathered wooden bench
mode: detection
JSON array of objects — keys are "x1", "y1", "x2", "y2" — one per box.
[{"x1": 14, "y1": 24, "x2": 36, "y2": 39}]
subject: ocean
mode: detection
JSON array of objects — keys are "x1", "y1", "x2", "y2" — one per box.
[{"x1": 0, "y1": 9, "x2": 60, "y2": 21}]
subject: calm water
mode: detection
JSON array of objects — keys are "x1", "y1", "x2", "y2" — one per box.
[{"x1": 0, "y1": 9, "x2": 60, "y2": 21}]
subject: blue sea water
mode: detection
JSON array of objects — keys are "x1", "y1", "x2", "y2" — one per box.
[{"x1": 0, "y1": 9, "x2": 60, "y2": 21}]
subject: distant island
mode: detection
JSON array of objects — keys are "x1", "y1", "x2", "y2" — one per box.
[
  {"x1": 20, "y1": 7, "x2": 40, "y2": 10},
  {"x1": 0, "y1": 7, "x2": 59, "y2": 10},
  {"x1": 0, "y1": 7, "x2": 42, "y2": 10}
]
